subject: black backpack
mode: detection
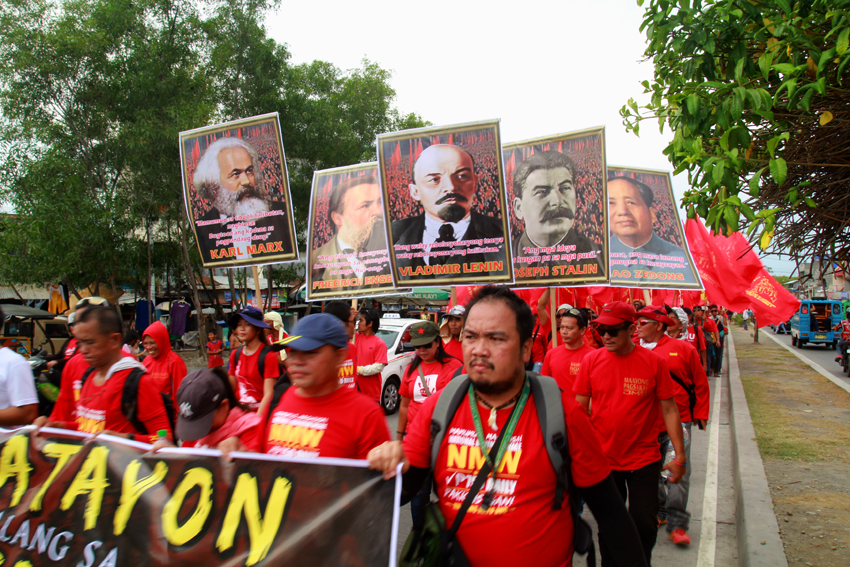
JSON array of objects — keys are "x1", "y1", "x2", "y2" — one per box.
[
  {"x1": 81, "y1": 366, "x2": 176, "y2": 435},
  {"x1": 263, "y1": 372, "x2": 292, "y2": 424},
  {"x1": 429, "y1": 372, "x2": 595, "y2": 566}
]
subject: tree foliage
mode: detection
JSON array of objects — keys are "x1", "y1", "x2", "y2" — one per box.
[
  {"x1": 623, "y1": 0, "x2": 850, "y2": 274},
  {"x1": 0, "y1": 0, "x2": 426, "y2": 291}
]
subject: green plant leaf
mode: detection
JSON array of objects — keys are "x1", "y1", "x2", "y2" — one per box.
[{"x1": 770, "y1": 157, "x2": 788, "y2": 186}]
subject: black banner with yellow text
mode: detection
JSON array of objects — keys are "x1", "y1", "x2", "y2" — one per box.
[{"x1": 0, "y1": 428, "x2": 398, "y2": 567}]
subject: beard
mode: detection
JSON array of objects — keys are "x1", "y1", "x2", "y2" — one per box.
[
  {"x1": 437, "y1": 203, "x2": 468, "y2": 223},
  {"x1": 339, "y1": 214, "x2": 381, "y2": 253},
  {"x1": 214, "y1": 185, "x2": 271, "y2": 218},
  {"x1": 468, "y1": 357, "x2": 522, "y2": 395}
]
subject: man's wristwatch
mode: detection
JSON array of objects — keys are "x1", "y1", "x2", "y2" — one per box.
[{"x1": 128, "y1": 433, "x2": 135, "y2": 441}]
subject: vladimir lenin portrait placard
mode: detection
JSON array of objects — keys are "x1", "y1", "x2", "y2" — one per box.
[
  {"x1": 306, "y1": 162, "x2": 397, "y2": 301},
  {"x1": 503, "y1": 128, "x2": 609, "y2": 287},
  {"x1": 179, "y1": 113, "x2": 299, "y2": 268},
  {"x1": 377, "y1": 119, "x2": 513, "y2": 287},
  {"x1": 607, "y1": 166, "x2": 702, "y2": 289}
]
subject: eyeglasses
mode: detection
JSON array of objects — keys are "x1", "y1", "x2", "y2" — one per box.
[
  {"x1": 637, "y1": 319, "x2": 657, "y2": 326},
  {"x1": 597, "y1": 325, "x2": 629, "y2": 337}
]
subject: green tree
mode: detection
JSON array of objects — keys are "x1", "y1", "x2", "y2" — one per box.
[{"x1": 622, "y1": 0, "x2": 850, "y2": 275}]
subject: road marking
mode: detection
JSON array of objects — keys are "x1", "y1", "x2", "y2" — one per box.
[
  {"x1": 762, "y1": 332, "x2": 850, "y2": 395},
  {"x1": 696, "y1": 364, "x2": 722, "y2": 567}
]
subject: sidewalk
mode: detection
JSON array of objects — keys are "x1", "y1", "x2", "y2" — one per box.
[{"x1": 730, "y1": 326, "x2": 850, "y2": 567}]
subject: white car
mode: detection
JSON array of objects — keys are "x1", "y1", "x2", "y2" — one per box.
[{"x1": 375, "y1": 317, "x2": 421, "y2": 414}]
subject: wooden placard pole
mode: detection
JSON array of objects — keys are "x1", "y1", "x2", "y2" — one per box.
[
  {"x1": 549, "y1": 287, "x2": 558, "y2": 344},
  {"x1": 251, "y1": 266, "x2": 263, "y2": 311},
  {"x1": 451, "y1": 287, "x2": 458, "y2": 307}
]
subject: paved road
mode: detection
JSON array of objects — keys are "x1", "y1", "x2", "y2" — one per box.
[
  {"x1": 385, "y1": 368, "x2": 739, "y2": 566},
  {"x1": 764, "y1": 329, "x2": 850, "y2": 391}
]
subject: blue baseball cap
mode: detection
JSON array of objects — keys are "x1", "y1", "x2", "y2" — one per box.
[
  {"x1": 277, "y1": 313, "x2": 349, "y2": 351},
  {"x1": 227, "y1": 306, "x2": 270, "y2": 331}
]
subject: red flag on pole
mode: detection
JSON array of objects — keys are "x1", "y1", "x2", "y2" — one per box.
[
  {"x1": 684, "y1": 219, "x2": 751, "y2": 311},
  {"x1": 743, "y1": 270, "x2": 801, "y2": 326}
]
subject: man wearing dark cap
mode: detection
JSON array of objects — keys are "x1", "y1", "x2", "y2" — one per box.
[
  {"x1": 264, "y1": 313, "x2": 390, "y2": 459},
  {"x1": 311, "y1": 175, "x2": 391, "y2": 285},
  {"x1": 574, "y1": 301, "x2": 686, "y2": 566},
  {"x1": 636, "y1": 306, "x2": 710, "y2": 547},
  {"x1": 227, "y1": 306, "x2": 281, "y2": 416}
]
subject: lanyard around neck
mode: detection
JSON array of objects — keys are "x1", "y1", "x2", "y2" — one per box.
[{"x1": 467, "y1": 378, "x2": 530, "y2": 510}]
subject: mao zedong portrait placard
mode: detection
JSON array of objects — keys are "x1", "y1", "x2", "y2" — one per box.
[
  {"x1": 390, "y1": 144, "x2": 508, "y2": 279},
  {"x1": 608, "y1": 176, "x2": 696, "y2": 284},
  {"x1": 192, "y1": 137, "x2": 292, "y2": 264}
]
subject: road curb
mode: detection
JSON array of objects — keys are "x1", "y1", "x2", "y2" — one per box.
[{"x1": 726, "y1": 333, "x2": 788, "y2": 567}]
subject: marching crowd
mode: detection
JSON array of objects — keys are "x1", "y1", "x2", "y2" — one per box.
[{"x1": 0, "y1": 286, "x2": 734, "y2": 567}]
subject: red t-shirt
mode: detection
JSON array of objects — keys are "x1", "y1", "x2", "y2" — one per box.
[
  {"x1": 443, "y1": 337, "x2": 464, "y2": 364},
  {"x1": 687, "y1": 325, "x2": 706, "y2": 352},
  {"x1": 50, "y1": 352, "x2": 87, "y2": 424},
  {"x1": 143, "y1": 351, "x2": 187, "y2": 407},
  {"x1": 183, "y1": 407, "x2": 263, "y2": 452},
  {"x1": 540, "y1": 344, "x2": 596, "y2": 393},
  {"x1": 702, "y1": 319, "x2": 718, "y2": 341},
  {"x1": 75, "y1": 365, "x2": 173, "y2": 443},
  {"x1": 263, "y1": 387, "x2": 390, "y2": 459},
  {"x1": 64, "y1": 338, "x2": 78, "y2": 359},
  {"x1": 229, "y1": 346, "x2": 280, "y2": 410},
  {"x1": 339, "y1": 345, "x2": 357, "y2": 390},
  {"x1": 530, "y1": 325, "x2": 549, "y2": 363},
  {"x1": 651, "y1": 335, "x2": 710, "y2": 425},
  {"x1": 207, "y1": 340, "x2": 225, "y2": 368},
  {"x1": 404, "y1": 388, "x2": 610, "y2": 567},
  {"x1": 354, "y1": 333, "x2": 389, "y2": 402},
  {"x1": 399, "y1": 358, "x2": 463, "y2": 432},
  {"x1": 573, "y1": 346, "x2": 674, "y2": 470}
]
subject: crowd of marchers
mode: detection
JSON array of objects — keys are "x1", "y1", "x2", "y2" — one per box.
[{"x1": 0, "y1": 285, "x2": 733, "y2": 567}]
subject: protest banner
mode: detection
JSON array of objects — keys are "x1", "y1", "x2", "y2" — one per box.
[
  {"x1": 377, "y1": 120, "x2": 513, "y2": 287},
  {"x1": 503, "y1": 128, "x2": 608, "y2": 287},
  {"x1": 307, "y1": 163, "x2": 397, "y2": 301},
  {"x1": 179, "y1": 113, "x2": 299, "y2": 268},
  {"x1": 0, "y1": 427, "x2": 399, "y2": 567},
  {"x1": 607, "y1": 167, "x2": 702, "y2": 289}
]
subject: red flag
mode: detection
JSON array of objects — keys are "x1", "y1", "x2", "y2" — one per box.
[
  {"x1": 237, "y1": 128, "x2": 242, "y2": 138},
  {"x1": 681, "y1": 291, "x2": 704, "y2": 308},
  {"x1": 744, "y1": 270, "x2": 801, "y2": 326},
  {"x1": 192, "y1": 140, "x2": 200, "y2": 162},
  {"x1": 391, "y1": 143, "x2": 401, "y2": 169},
  {"x1": 712, "y1": 231, "x2": 762, "y2": 283},
  {"x1": 415, "y1": 139, "x2": 424, "y2": 160},
  {"x1": 684, "y1": 219, "x2": 750, "y2": 311},
  {"x1": 448, "y1": 133, "x2": 453, "y2": 145}
]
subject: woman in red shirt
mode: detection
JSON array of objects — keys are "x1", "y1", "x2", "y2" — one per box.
[{"x1": 397, "y1": 321, "x2": 463, "y2": 439}]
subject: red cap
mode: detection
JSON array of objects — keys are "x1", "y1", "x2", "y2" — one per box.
[
  {"x1": 594, "y1": 301, "x2": 637, "y2": 326},
  {"x1": 637, "y1": 305, "x2": 676, "y2": 326}
]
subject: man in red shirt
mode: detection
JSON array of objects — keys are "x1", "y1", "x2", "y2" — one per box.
[
  {"x1": 141, "y1": 320, "x2": 187, "y2": 407},
  {"x1": 368, "y1": 286, "x2": 646, "y2": 567},
  {"x1": 442, "y1": 305, "x2": 465, "y2": 362},
  {"x1": 541, "y1": 307, "x2": 595, "y2": 393},
  {"x1": 45, "y1": 305, "x2": 172, "y2": 443},
  {"x1": 528, "y1": 290, "x2": 551, "y2": 369},
  {"x1": 227, "y1": 306, "x2": 281, "y2": 416},
  {"x1": 354, "y1": 308, "x2": 388, "y2": 402},
  {"x1": 324, "y1": 301, "x2": 358, "y2": 390},
  {"x1": 682, "y1": 307, "x2": 707, "y2": 367},
  {"x1": 264, "y1": 313, "x2": 390, "y2": 458},
  {"x1": 637, "y1": 306, "x2": 710, "y2": 546},
  {"x1": 574, "y1": 301, "x2": 686, "y2": 566}
]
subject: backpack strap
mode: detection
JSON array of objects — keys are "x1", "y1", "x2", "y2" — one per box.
[
  {"x1": 429, "y1": 375, "x2": 471, "y2": 472},
  {"x1": 121, "y1": 368, "x2": 150, "y2": 435},
  {"x1": 265, "y1": 373, "x2": 291, "y2": 424},
  {"x1": 527, "y1": 372, "x2": 569, "y2": 510},
  {"x1": 81, "y1": 366, "x2": 96, "y2": 386},
  {"x1": 232, "y1": 346, "x2": 243, "y2": 373},
  {"x1": 669, "y1": 371, "x2": 697, "y2": 419}
]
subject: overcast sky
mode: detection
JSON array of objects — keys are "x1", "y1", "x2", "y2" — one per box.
[{"x1": 266, "y1": 0, "x2": 796, "y2": 275}]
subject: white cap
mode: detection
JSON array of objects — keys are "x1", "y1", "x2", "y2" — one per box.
[
  {"x1": 557, "y1": 303, "x2": 573, "y2": 313},
  {"x1": 447, "y1": 305, "x2": 466, "y2": 317},
  {"x1": 68, "y1": 312, "x2": 76, "y2": 325}
]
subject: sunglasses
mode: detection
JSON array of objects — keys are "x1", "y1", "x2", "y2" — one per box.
[
  {"x1": 637, "y1": 319, "x2": 659, "y2": 326},
  {"x1": 597, "y1": 324, "x2": 630, "y2": 337}
]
